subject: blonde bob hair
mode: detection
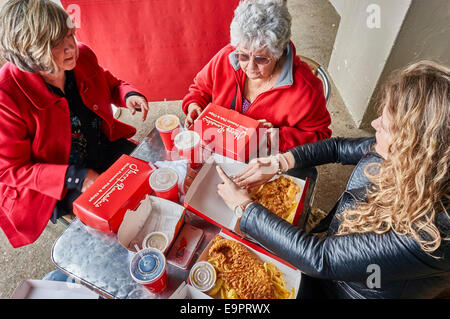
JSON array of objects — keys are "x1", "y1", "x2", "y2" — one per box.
[
  {"x1": 337, "y1": 61, "x2": 450, "y2": 256},
  {"x1": 0, "y1": 0, "x2": 72, "y2": 74}
]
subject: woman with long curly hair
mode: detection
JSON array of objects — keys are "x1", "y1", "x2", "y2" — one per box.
[{"x1": 216, "y1": 60, "x2": 449, "y2": 298}]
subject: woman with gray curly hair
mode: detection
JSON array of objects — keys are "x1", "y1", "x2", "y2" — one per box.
[
  {"x1": 0, "y1": 0, "x2": 149, "y2": 247},
  {"x1": 182, "y1": 0, "x2": 331, "y2": 152}
]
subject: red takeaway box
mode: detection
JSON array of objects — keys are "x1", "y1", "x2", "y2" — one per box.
[
  {"x1": 183, "y1": 154, "x2": 307, "y2": 298},
  {"x1": 184, "y1": 153, "x2": 309, "y2": 231},
  {"x1": 192, "y1": 103, "x2": 267, "y2": 162},
  {"x1": 73, "y1": 154, "x2": 157, "y2": 234}
]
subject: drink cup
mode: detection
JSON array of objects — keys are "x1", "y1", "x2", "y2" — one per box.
[
  {"x1": 155, "y1": 114, "x2": 180, "y2": 151},
  {"x1": 130, "y1": 248, "x2": 168, "y2": 294},
  {"x1": 174, "y1": 130, "x2": 202, "y2": 168},
  {"x1": 149, "y1": 167, "x2": 179, "y2": 203}
]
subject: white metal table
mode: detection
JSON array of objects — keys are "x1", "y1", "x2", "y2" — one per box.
[{"x1": 51, "y1": 128, "x2": 316, "y2": 299}]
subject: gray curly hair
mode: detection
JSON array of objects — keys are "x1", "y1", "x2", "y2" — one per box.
[
  {"x1": 0, "y1": 0, "x2": 71, "y2": 73},
  {"x1": 230, "y1": 0, "x2": 291, "y2": 59}
]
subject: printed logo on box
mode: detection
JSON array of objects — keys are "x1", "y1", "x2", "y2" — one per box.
[{"x1": 88, "y1": 162, "x2": 140, "y2": 208}]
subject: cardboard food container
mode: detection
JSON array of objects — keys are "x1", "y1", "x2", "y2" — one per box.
[
  {"x1": 192, "y1": 230, "x2": 302, "y2": 299},
  {"x1": 192, "y1": 103, "x2": 266, "y2": 162},
  {"x1": 166, "y1": 224, "x2": 205, "y2": 269},
  {"x1": 11, "y1": 280, "x2": 99, "y2": 299},
  {"x1": 184, "y1": 154, "x2": 308, "y2": 234},
  {"x1": 117, "y1": 195, "x2": 185, "y2": 253},
  {"x1": 73, "y1": 154, "x2": 157, "y2": 234},
  {"x1": 169, "y1": 281, "x2": 213, "y2": 299}
]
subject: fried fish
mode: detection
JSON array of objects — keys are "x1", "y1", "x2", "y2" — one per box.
[
  {"x1": 208, "y1": 236, "x2": 274, "y2": 299},
  {"x1": 249, "y1": 175, "x2": 300, "y2": 222}
]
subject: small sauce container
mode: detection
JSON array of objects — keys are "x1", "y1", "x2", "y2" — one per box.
[
  {"x1": 142, "y1": 231, "x2": 169, "y2": 253},
  {"x1": 189, "y1": 261, "x2": 217, "y2": 292}
]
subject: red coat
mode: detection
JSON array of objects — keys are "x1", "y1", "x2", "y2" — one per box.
[
  {"x1": 0, "y1": 43, "x2": 142, "y2": 247},
  {"x1": 182, "y1": 42, "x2": 332, "y2": 152}
]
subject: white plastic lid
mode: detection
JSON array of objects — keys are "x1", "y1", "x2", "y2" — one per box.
[
  {"x1": 142, "y1": 231, "x2": 169, "y2": 252},
  {"x1": 149, "y1": 167, "x2": 179, "y2": 191},
  {"x1": 155, "y1": 114, "x2": 180, "y2": 132},
  {"x1": 174, "y1": 130, "x2": 200, "y2": 150},
  {"x1": 189, "y1": 261, "x2": 216, "y2": 292}
]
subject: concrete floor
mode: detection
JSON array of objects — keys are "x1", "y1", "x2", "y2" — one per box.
[{"x1": 0, "y1": 0, "x2": 374, "y2": 298}]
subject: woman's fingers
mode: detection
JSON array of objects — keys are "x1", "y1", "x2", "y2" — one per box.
[
  {"x1": 257, "y1": 119, "x2": 273, "y2": 128},
  {"x1": 234, "y1": 158, "x2": 272, "y2": 182},
  {"x1": 185, "y1": 117, "x2": 193, "y2": 129},
  {"x1": 233, "y1": 166, "x2": 260, "y2": 185},
  {"x1": 216, "y1": 165, "x2": 234, "y2": 186},
  {"x1": 125, "y1": 95, "x2": 149, "y2": 121},
  {"x1": 216, "y1": 166, "x2": 252, "y2": 211},
  {"x1": 236, "y1": 174, "x2": 267, "y2": 188},
  {"x1": 127, "y1": 103, "x2": 136, "y2": 115},
  {"x1": 233, "y1": 158, "x2": 259, "y2": 180},
  {"x1": 140, "y1": 100, "x2": 149, "y2": 121},
  {"x1": 185, "y1": 108, "x2": 200, "y2": 129},
  {"x1": 132, "y1": 98, "x2": 148, "y2": 121}
]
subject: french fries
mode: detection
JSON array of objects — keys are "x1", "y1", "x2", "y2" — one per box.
[{"x1": 264, "y1": 262, "x2": 295, "y2": 299}]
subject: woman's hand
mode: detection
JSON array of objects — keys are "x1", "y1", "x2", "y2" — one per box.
[
  {"x1": 125, "y1": 95, "x2": 149, "y2": 121},
  {"x1": 81, "y1": 169, "x2": 100, "y2": 193},
  {"x1": 216, "y1": 166, "x2": 252, "y2": 212},
  {"x1": 258, "y1": 120, "x2": 279, "y2": 149},
  {"x1": 184, "y1": 103, "x2": 202, "y2": 128},
  {"x1": 257, "y1": 119, "x2": 273, "y2": 129},
  {"x1": 232, "y1": 156, "x2": 279, "y2": 189}
]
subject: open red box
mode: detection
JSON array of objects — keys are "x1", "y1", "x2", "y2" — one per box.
[
  {"x1": 184, "y1": 153, "x2": 309, "y2": 232},
  {"x1": 191, "y1": 230, "x2": 302, "y2": 299},
  {"x1": 73, "y1": 154, "x2": 157, "y2": 234},
  {"x1": 192, "y1": 103, "x2": 267, "y2": 162},
  {"x1": 183, "y1": 153, "x2": 307, "y2": 298},
  {"x1": 117, "y1": 195, "x2": 186, "y2": 254}
]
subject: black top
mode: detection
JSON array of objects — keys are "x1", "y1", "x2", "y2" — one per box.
[
  {"x1": 46, "y1": 70, "x2": 141, "y2": 191},
  {"x1": 240, "y1": 137, "x2": 450, "y2": 298}
]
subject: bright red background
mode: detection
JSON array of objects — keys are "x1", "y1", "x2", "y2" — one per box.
[{"x1": 61, "y1": 0, "x2": 240, "y2": 101}]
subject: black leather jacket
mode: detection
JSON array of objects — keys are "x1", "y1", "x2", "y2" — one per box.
[{"x1": 240, "y1": 137, "x2": 450, "y2": 299}]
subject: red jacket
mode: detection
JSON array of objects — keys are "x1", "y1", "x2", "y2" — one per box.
[
  {"x1": 182, "y1": 42, "x2": 332, "y2": 152},
  {"x1": 0, "y1": 43, "x2": 141, "y2": 247}
]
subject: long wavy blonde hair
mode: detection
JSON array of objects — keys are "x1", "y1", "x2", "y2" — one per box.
[{"x1": 337, "y1": 61, "x2": 450, "y2": 255}]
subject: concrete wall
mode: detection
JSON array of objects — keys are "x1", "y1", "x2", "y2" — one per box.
[
  {"x1": 329, "y1": 0, "x2": 450, "y2": 128},
  {"x1": 329, "y1": 0, "x2": 346, "y2": 15},
  {"x1": 361, "y1": 0, "x2": 450, "y2": 126},
  {"x1": 328, "y1": 0, "x2": 411, "y2": 128}
]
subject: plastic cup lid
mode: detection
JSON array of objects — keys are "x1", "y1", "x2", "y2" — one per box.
[
  {"x1": 155, "y1": 114, "x2": 180, "y2": 132},
  {"x1": 189, "y1": 261, "x2": 216, "y2": 292},
  {"x1": 130, "y1": 248, "x2": 166, "y2": 284},
  {"x1": 174, "y1": 130, "x2": 200, "y2": 150},
  {"x1": 142, "y1": 232, "x2": 168, "y2": 252},
  {"x1": 149, "y1": 167, "x2": 178, "y2": 191}
]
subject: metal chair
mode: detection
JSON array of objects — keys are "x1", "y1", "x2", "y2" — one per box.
[
  {"x1": 297, "y1": 56, "x2": 332, "y2": 231},
  {"x1": 57, "y1": 214, "x2": 75, "y2": 228},
  {"x1": 299, "y1": 55, "x2": 331, "y2": 104}
]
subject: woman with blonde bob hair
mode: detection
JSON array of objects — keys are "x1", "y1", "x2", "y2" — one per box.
[
  {"x1": 216, "y1": 60, "x2": 450, "y2": 298},
  {"x1": 0, "y1": 0, "x2": 149, "y2": 248}
]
